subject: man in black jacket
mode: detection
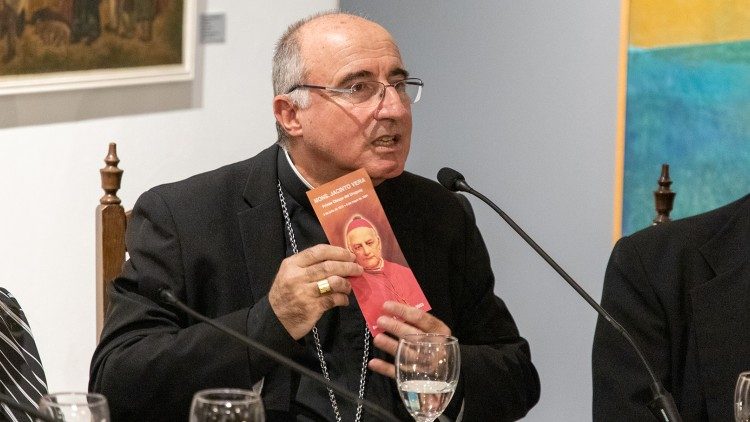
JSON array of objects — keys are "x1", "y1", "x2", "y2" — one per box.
[
  {"x1": 90, "y1": 12, "x2": 540, "y2": 421},
  {"x1": 593, "y1": 194, "x2": 750, "y2": 420}
]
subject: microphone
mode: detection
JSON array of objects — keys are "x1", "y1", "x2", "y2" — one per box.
[
  {"x1": 437, "y1": 167, "x2": 683, "y2": 422},
  {"x1": 0, "y1": 393, "x2": 56, "y2": 422},
  {"x1": 154, "y1": 288, "x2": 400, "y2": 422}
]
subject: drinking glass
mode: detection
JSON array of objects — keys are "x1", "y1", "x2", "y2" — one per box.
[
  {"x1": 736, "y1": 371, "x2": 750, "y2": 421},
  {"x1": 38, "y1": 392, "x2": 110, "y2": 422},
  {"x1": 396, "y1": 333, "x2": 460, "y2": 422},
  {"x1": 189, "y1": 388, "x2": 265, "y2": 422}
]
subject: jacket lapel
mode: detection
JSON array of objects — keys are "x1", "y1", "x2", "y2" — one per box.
[
  {"x1": 237, "y1": 145, "x2": 286, "y2": 303},
  {"x1": 689, "y1": 196, "x2": 750, "y2": 417}
]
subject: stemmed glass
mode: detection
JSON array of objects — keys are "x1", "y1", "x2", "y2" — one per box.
[
  {"x1": 396, "y1": 333, "x2": 460, "y2": 422},
  {"x1": 38, "y1": 392, "x2": 110, "y2": 422},
  {"x1": 189, "y1": 388, "x2": 265, "y2": 422},
  {"x1": 735, "y1": 371, "x2": 750, "y2": 421}
]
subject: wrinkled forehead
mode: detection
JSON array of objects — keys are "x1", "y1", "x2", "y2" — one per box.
[{"x1": 298, "y1": 15, "x2": 404, "y2": 83}]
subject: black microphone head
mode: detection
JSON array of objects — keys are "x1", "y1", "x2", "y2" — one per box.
[{"x1": 437, "y1": 167, "x2": 468, "y2": 192}]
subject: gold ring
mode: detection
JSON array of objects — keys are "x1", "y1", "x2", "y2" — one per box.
[{"x1": 316, "y1": 279, "x2": 332, "y2": 296}]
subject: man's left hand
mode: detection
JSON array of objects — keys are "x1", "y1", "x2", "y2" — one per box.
[{"x1": 368, "y1": 301, "x2": 452, "y2": 379}]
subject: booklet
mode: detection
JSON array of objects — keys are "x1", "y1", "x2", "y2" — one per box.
[{"x1": 306, "y1": 168, "x2": 431, "y2": 335}]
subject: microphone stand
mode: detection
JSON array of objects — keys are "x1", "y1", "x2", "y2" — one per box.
[
  {"x1": 158, "y1": 289, "x2": 400, "y2": 422},
  {"x1": 440, "y1": 169, "x2": 682, "y2": 422}
]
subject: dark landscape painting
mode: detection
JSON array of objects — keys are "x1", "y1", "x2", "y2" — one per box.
[{"x1": 0, "y1": 0, "x2": 188, "y2": 91}]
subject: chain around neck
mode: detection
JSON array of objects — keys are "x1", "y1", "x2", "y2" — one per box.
[{"x1": 277, "y1": 180, "x2": 370, "y2": 422}]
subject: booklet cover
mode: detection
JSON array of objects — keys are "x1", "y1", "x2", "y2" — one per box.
[{"x1": 306, "y1": 168, "x2": 431, "y2": 335}]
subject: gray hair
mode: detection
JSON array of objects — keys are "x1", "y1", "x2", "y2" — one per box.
[
  {"x1": 272, "y1": 11, "x2": 366, "y2": 146},
  {"x1": 272, "y1": 14, "x2": 319, "y2": 146}
]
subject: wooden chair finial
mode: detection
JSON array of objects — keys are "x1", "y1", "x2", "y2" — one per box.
[
  {"x1": 100, "y1": 142, "x2": 123, "y2": 205},
  {"x1": 653, "y1": 163, "x2": 676, "y2": 225},
  {"x1": 96, "y1": 142, "x2": 128, "y2": 340}
]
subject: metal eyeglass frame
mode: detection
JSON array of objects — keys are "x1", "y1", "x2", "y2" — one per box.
[{"x1": 286, "y1": 77, "x2": 423, "y2": 107}]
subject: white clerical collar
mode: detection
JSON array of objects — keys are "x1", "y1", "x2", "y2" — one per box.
[{"x1": 283, "y1": 147, "x2": 314, "y2": 189}]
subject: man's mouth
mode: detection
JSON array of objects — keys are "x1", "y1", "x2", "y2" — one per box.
[{"x1": 372, "y1": 135, "x2": 398, "y2": 146}]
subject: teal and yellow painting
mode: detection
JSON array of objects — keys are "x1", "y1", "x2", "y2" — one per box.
[{"x1": 616, "y1": 0, "x2": 750, "y2": 237}]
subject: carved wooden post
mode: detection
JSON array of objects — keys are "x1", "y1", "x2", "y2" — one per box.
[
  {"x1": 95, "y1": 143, "x2": 127, "y2": 340},
  {"x1": 653, "y1": 163, "x2": 676, "y2": 225}
]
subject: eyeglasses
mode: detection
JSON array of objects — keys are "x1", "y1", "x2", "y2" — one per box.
[{"x1": 287, "y1": 78, "x2": 423, "y2": 108}]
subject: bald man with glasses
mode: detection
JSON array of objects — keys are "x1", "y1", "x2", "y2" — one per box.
[{"x1": 90, "y1": 12, "x2": 539, "y2": 421}]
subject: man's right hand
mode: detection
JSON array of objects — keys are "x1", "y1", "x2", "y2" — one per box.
[{"x1": 268, "y1": 244, "x2": 363, "y2": 340}]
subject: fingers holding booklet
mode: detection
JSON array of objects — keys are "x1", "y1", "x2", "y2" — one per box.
[
  {"x1": 368, "y1": 301, "x2": 453, "y2": 379},
  {"x1": 268, "y1": 243, "x2": 362, "y2": 340}
]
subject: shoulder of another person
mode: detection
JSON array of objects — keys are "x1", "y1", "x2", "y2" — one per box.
[{"x1": 622, "y1": 195, "x2": 745, "y2": 255}]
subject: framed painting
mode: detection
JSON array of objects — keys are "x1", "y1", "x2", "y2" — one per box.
[
  {"x1": 614, "y1": 0, "x2": 750, "y2": 239},
  {"x1": 0, "y1": 0, "x2": 195, "y2": 95}
]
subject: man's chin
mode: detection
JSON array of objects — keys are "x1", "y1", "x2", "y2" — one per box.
[{"x1": 362, "y1": 261, "x2": 381, "y2": 271}]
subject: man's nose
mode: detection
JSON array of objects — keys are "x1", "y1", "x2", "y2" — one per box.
[{"x1": 375, "y1": 86, "x2": 409, "y2": 118}]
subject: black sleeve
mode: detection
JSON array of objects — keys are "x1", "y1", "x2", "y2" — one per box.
[
  {"x1": 88, "y1": 189, "x2": 303, "y2": 422},
  {"x1": 450, "y1": 193, "x2": 541, "y2": 421},
  {"x1": 592, "y1": 237, "x2": 669, "y2": 421}
]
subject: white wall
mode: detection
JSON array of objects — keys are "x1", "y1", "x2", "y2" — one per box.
[
  {"x1": 0, "y1": 0, "x2": 336, "y2": 393},
  {"x1": 341, "y1": 1, "x2": 621, "y2": 420}
]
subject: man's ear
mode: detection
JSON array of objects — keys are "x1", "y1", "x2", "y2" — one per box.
[{"x1": 273, "y1": 95, "x2": 303, "y2": 138}]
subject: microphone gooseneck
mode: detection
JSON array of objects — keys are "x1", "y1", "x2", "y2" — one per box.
[
  {"x1": 437, "y1": 167, "x2": 682, "y2": 422},
  {"x1": 157, "y1": 288, "x2": 400, "y2": 422}
]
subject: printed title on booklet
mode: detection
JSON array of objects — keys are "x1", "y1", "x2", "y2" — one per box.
[
  {"x1": 312, "y1": 177, "x2": 369, "y2": 216},
  {"x1": 312, "y1": 177, "x2": 367, "y2": 204}
]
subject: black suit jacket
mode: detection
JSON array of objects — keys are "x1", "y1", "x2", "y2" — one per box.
[
  {"x1": 89, "y1": 144, "x2": 540, "y2": 421},
  {"x1": 593, "y1": 194, "x2": 750, "y2": 421}
]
